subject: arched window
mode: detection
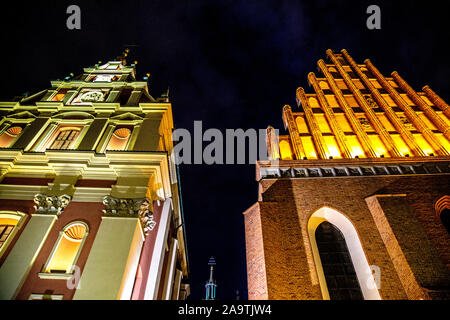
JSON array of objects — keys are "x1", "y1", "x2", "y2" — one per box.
[
  {"x1": 106, "y1": 127, "x2": 132, "y2": 151},
  {"x1": 435, "y1": 195, "x2": 450, "y2": 233},
  {"x1": 315, "y1": 222, "x2": 363, "y2": 300},
  {"x1": 0, "y1": 211, "x2": 27, "y2": 257},
  {"x1": 308, "y1": 207, "x2": 381, "y2": 300},
  {"x1": 0, "y1": 126, "x2": 23, "y2": 148},
  {"x1": 43, "y1": 222, "x2": 88, "y2": 274}
]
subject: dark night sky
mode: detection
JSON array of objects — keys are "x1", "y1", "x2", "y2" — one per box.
[{"x1": 0, "y1": 0, "x2": 448, "y2": 299}]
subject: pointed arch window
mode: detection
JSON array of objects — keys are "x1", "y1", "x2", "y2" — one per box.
[
  {"x1": 435, "y1": 195, "x2": 450, "y2": 233},
  {"x1": 308, "y1": 207, "x2": 381, "y2": 300},
  {"x1": 42, "y1": 222, "x2": 88, "y2": 275},
  {"x1": 315, "y1": 222, "x2": 363, "y2": 300}
]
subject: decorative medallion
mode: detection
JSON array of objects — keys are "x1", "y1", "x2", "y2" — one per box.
[
  {"x1": 357, "y1": 116, "x2": 372, "y2": 131},
  {"x1": 398, "y1": 116, "x2": 414, "y2": 130},
  {"x1": 79, "y1": 91, "x2": 105, "y2": 103}
]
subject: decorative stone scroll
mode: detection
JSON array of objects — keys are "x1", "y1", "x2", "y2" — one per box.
[
  {"x1": 102, "y1": 196, "x2": 156, "y2": 235},
  {"x1": 33, "y1": 194, "x2": 71, "y2": 216}
]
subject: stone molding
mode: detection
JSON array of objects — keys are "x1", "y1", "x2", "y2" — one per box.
[{"x1": 102, "y1": 195, "x2": 156, "y2": 235}]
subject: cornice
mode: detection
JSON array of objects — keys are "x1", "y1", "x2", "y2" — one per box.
[{"x1": 0, "y1": 150, "x2": 172, "y2": 199}]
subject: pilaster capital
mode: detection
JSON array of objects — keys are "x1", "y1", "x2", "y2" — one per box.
[
  {"x1": 33, "y1": 194, "x2": 71, "y2": 216},
  {"x1": 102, "y1": 195, "x2": 156, "y2": 235}
]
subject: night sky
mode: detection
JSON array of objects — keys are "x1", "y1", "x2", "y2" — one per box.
[{"x1": 0, "y1": 0, "x2": 448, "y2": 299}]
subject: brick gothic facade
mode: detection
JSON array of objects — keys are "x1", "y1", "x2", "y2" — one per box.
[
  {"x1": 244, "y1": 49, "x2": 450, "y2": 300},
  {"x1": 0, "y1": 53, "x2": 189, "y2": 300}
]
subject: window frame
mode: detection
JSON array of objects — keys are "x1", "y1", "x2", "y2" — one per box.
[
  {"x1": 0, "y1": 211, "x2": 27, "y2": 259},
  {"x1": 39, "y1": 221, "x2": 89, "y2": 279}
]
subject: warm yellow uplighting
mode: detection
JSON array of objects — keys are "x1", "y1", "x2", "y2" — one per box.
[
  {"x1": 381, "y1": 94, "x2": 397, "y2": 107},
  {"x1": 437, "y1": 112, "x2": 450, "y2": 127},
  {"x1": 435, "y1": 133, "x2": 450, "y2": 152},
  {"x1": 371, "y1": 80, "x2": 383, "y2": 89},
  {"x1": 45, "y1": 223, "x2": 87, "y2": 274},
  {"x1": 308, "y1": 97, "x2": 320, "y2": 108},
  {"x1": 296, "y1": 116, "x2": 309, "y2": 134},
  {"x1": 319, "y1": 81, "x2": 329, "y2": 90},
  {"x1": 335, "y1": 114, "x2": 352, "y2": 132},
  {"x1": 325, "y1": 95, "x2": 340, "y2": 108},
  {"x1": 392, "y1": 134, "x2": 411, "y2": 156},
  {"x1": 400, "y1": 94, "x2": 414, "y2": 107},
  {"x1": 301, "y1": 136, "x2": 318, "y2": 159},
  {"x1": 315, "y1": 114, "x2": 332, "y2": 133},
  {"x1": 346, "y1": 135, "x2": 365, "y2": 158},
  {"x1": 368, "y1": 135, "x2": 389, "y2": 157},
  {"x1": 413, "y1": 134, "x2": 434, "y2": 156},
  {"x1": 279, "y1": 140, "x2": 293, "y2": 160},
  {"x1": 324, "y1": 136, "x2": 342, "y2": 158},
  {"x1": 344, "y1": 95, "x2": 359, "y2": 108},
  {"x1": 417, "y1": 113, "x2": 436, "y2": 130},
  {"x1": 377, "y1": 114, "x2": 396, "y2": 131}
]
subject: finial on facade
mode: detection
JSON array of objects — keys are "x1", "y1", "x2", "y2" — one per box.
[{"x1": 161, "y1": 87, "x2": 170, "y2": 102}]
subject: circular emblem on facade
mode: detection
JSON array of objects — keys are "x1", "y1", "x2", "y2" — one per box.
[{"x1": 79, "y1": 91, "x2": 105, "y2": 103}]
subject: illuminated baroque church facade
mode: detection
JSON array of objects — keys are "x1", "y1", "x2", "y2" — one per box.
[
  {"x1": 244, "y1": 49, "x2": 450, "y2": 300},
  {"x1": 0, "y1": 55, "x2": 189, "y2": 300}
]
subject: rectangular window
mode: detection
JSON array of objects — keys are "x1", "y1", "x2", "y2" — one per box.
[
  {"x1": 0, "y1": 224, "x2": 15, "y2": 249},
  {"x1": 279, "y1": 140, "x2": 293, "y2": 160},
  {"x1": 51, "y1": 89, "x2": 69, "y2": 102},
  {"x1": 50, "y1": 129, "x2": 80, "y2": 150},
  {"x1": 435, "y1": 133, "x2": 450, "y2": 152},
  {"x1": 400, "y1": 94, "x2": 415, "y2": 106},
  {"x1": 352, "y1": 80, "x2": 365, "y2": 90}
]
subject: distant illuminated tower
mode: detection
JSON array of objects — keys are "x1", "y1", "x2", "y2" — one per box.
[{"x1": 205, "y1": 257, "x2": 217, "y2": 300}]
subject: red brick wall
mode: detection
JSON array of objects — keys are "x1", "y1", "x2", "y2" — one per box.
[{"x1": 245, "y1": 174, "x2": 450, "y2": 300}]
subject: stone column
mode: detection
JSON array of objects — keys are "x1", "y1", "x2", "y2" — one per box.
[
  {"x1": 317, "y1": 59, "x2": 377, "y2": 158},
  {"x1": 282, "y1": 106, "x2": 306, "y2": 159},
  {"x1": 308, "y1": 72, "x2": 352, "y2": 158},
  {"x1": 295, "y1": 90, "x2": 329, "y2": 159},
  {"x1": 366, "y1": 59, "x2": 448, "y2": 156},
  {"x1": 328, "y1": 49, "x2": 401, "y2": 157},
  {"x1": 341, "y1": 50, "x2": 425, "y2": 157},
  {"x1": 422, "y1": 85, "x2": 450, "y2": 119},
  {"x1": 392, "y1": 72, "x2": 450, "y2": 140}
]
